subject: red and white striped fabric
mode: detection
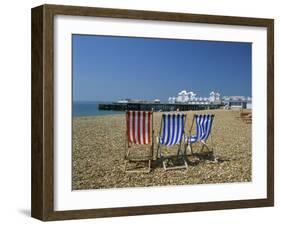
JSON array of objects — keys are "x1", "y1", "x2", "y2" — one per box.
[{"x1": 126, "y1": 111, "x2": 152, "y2": 144}]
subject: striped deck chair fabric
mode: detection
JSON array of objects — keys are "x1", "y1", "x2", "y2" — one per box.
[
  {"x1": 157, "y1": 113, "x2": 188, "y2": 170},
  {"x1": 187, "y1": 114, "x2": 214, "y2": 144},
  {"x1": 124, "y1": 111, "x2": 154, "y2": 173},
  {"x1": 126, "y1": 111, "x2": 152, "y2": 145},
  {"x1": 159, "y1": 114, "x2": 185, "y2": 146}
]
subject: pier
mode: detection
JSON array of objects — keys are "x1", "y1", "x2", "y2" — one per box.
[{"x1": 98, "y1": 102, "x2": 223, "y2": 112}]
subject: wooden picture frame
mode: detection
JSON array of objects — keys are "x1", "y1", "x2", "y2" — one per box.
[{"x1": 31, "y1": 4, "x2": 274, "y2": 221}]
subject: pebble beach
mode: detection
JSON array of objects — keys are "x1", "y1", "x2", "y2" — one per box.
[{"x1": 72, "y1": 109, "x2": 252, "y2": 190}]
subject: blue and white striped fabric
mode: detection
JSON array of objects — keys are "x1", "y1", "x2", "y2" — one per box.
[
  {"x1": 159, "y1": 114, "x2": 185, "y2": 146},
  {"x1": 187, "y1": 114, "x2": 214, "y2": 144}
]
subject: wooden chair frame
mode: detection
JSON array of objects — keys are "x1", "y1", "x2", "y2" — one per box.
[
  {"x1": 124, "y1": 111, "x2": 154, "y2": 173},
  {"x1": 185, "y1": 114, "x2": 216, "y2": 161}
]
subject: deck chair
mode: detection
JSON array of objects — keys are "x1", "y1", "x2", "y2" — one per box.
[
  {"x1": 156, "y1": 113, "x2": 188, "y2": 171},
  {"x1": 124, "y1": 111, "x2": 154, "y2": 173},
  {"x1": 185, "y1": 114, "x2": 215, "y2": 158},
  {"x1": 240, "y1": 112, "x2": 252, "y2": 124}
]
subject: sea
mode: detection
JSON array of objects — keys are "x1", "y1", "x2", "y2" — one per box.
[{"x1": 73, "y1": 101, "x2": 123, "y2": 117}]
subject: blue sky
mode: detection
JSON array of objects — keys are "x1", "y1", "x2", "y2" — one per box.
[{"x1": 72, "y1": 34, "x2": 252, "y2": 102}]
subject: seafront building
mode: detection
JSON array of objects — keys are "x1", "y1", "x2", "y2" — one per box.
[
  {"x1": 168, "y1": 90, "x2": 252, "y2": 109},
  {"x1": 222, "y1": 96, "x2": 252, "y2": 109},
  {"x1": 168, "y1": 90, "x2": 221, "y2": 105}
]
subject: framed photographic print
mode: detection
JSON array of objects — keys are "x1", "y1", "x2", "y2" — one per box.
[{"x1": 31, "y1": 4, "x2": 274, "y2": 221}]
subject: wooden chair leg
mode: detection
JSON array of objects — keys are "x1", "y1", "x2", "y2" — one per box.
[
  {"x1": 124, "y1": 144, "x2": 130, "y2": 172},
  {"x1": 201, "y1": 141, "x2": 218, "y2": 162},
  {"x1": 184, "y1": 143, "x2": 187, "y2": 156},
  {"x1": 201, "y1": 141, "x2": 210, "y2": 152},
  {"x1": 184, "y1": 158, "x2": 188, "y2": 168},
  {"x1": 124, "y1": 146, "x2": 153, "y2": 173},
  {"x1": 156, "y1": 144, "x2": 159, "y2": 159},
  {"x1": 189, "y1": 143, "x2": 194, "y2": 155},
  {"x1": 200, "y1": 143, "x2": 205, "y2": 152},
  {"x1": 162, "y1": 159, "x2": 167, "y2": 171},
  {"x1": 162, "y1": 146, "x2": 188, "y2": 171}
]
